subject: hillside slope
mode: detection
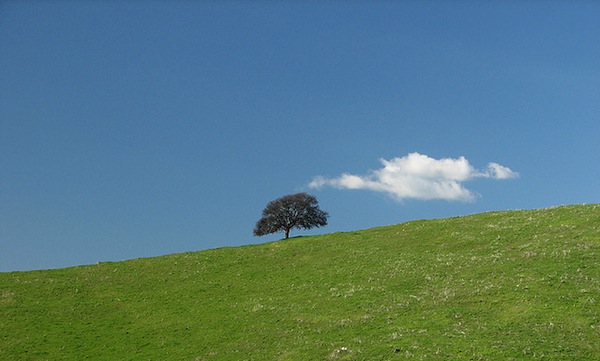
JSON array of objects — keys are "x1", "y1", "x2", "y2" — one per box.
[{"x1": 1, "y1": 205, "x2": 599, "y2": 360}]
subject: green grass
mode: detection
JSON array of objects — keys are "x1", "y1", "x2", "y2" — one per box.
[{"x1": 2, "y1": 204, "x2": 600, "y2": 360}]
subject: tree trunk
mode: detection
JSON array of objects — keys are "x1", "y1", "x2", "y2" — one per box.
[{"x1": 285, "y1": 228, "x2": 290, "y2": 239}]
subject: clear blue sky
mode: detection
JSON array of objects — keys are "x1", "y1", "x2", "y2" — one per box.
[{"x1": 1, "y1": 1, "x2": 599, "y2": 272}]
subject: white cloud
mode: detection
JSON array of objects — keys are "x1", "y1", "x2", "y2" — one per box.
[
  {"x1": 308, "y1": 152, "x2": 519, "y2": 202},
  {"x1": 485, "y1": 162, "x2": 520, "y2": 179}
]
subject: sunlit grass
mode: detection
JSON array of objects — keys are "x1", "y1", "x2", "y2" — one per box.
[{"x1": 1, "y1": 204, "x2": 599, "y2": 360}]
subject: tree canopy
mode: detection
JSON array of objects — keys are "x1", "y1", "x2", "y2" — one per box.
[{"x1": 253, "y1": 193, "x2": 329, "y2": 239}]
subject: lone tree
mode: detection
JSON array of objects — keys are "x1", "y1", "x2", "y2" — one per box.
[{"x1": 254, "y1": 192, "x2": 329, "y2": 239}]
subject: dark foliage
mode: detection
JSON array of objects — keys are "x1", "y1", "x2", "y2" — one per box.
[{"x1": 254, "y1": 193, "x2": 329, "y2": 239}]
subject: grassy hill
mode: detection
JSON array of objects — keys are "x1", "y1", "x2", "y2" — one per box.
[{"x1": 1, "y1": 204, "x2": 599, "y2": 360}]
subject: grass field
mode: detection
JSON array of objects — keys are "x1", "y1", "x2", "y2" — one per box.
[{"x1": 2, "y1": 204, "x2": 599, "y2": 360}]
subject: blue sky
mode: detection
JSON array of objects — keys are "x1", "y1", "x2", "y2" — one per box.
[{"x1": 1, "y1": 1, "x2": 599, "y2": 272}]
